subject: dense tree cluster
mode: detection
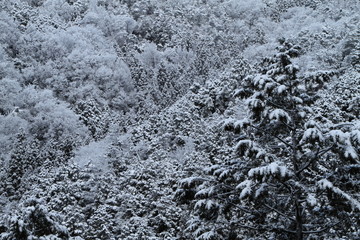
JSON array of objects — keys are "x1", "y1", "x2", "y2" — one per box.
[
  {"x1": 0, "y1": 0, "x2": 359, "y2": 239},
  {"x1": 179, "y1": 40, "x2": 359, "y2": 239}
]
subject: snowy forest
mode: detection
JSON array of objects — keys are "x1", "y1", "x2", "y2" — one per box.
[{"x1": 0, "y1": 0, "x2": 359, "y2": 239}]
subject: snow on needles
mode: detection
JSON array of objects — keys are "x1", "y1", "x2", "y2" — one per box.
[
  {"x1": 248, "y1": 162, "x2": 293, "y2": 180},
  {"x1": 300, "y1": 127, "x2": 324, "y2": 144},
  {"x1": 269, "y1": 109, "x2": 291, "y2": 123},
  {"x1": 318, "y1": 179, "x2": 360, "y2": 211}
]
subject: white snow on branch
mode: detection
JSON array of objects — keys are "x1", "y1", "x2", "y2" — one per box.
[
  {"x1": 328, "y1": 130, "x2": 349, "y2": 144},
  {"x1": 318, "y1": 179, "x2": 333, "y2": 189},
  {"x1": 235, "y1": 139, "x2": 266, "y2": 159},
  {"x1": 248, "y1": 162, "x2": 293, "y2": 180},
  {"x1": 292, "y1": 96, "x2": 303, "y2": 104},
  {"x1": 350, "y1": 130, "x2": 360, "y2": 145},
  {"x1": 221, "y1": 118, "x2": 250, "y2": 131},
  {"x1": 304, "y1": 120, "x2": 319, "y2": 129},
  {"x1": 234, "y1": 119, "x2": 250, "y2": 130},
  {"x1": 194, "y1": 199, "x2": 218, "y2": 210},
  {"x1": 195, "y1": 187, "x2": 215, "y2": 198},
  {"x1": 307, "y1": 193, "x2": 317, "y2": 207},
  {"x1": 300, "y1": 128, "x2": 324, "y2": 144},
  {"x1": 264, "y1": 82, "x2": 276, "y2": 92},
  {"x1": 277, "y1": 84, "x2": 287, "y2": 94},
  {"x1": 246, "y1": 98, "x2": 265, "y2": 109},
  {"x1": 344, "y1": 146, "x2": 358, "y2": 160},
  {"x1": 236, "y1": 180, "x2": 253, "y2": 199},
  {"x1": 235, "y1": 139, "x2": 253, "y2": 151},
  {"x1": 269, "y1": 109, "x2": 291, "y2": 123},
  {"x1": 318, "y1": 179, "x2": 360, "y2": 210},
  {"x1": 253, "y1": 74, "x2": 271, "y2": 89},
  {"x1": 197, "y1": 230, "x2": 216, "y2": 240},
  {"x1": 179, "y1": 177, "x2": 205, "y2": 188}
]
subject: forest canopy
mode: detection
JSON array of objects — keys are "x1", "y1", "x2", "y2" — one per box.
[{"x1": 0, "y1": 0, "x2": 359, "y2": 239}]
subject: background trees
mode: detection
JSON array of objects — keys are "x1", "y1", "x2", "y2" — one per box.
[{"x1": 0, "y1": 0, "x2": 359, "y2": 239}]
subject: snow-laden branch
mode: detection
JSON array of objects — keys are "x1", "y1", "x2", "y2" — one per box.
[{"x1": 318, "y1": 179, "x2": 360, "y2": 210}]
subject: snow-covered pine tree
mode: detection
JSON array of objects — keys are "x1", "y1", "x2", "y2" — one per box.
[
  {"x1": 4, "y1": 131, "x2": 41, "y2": 198},
  {"x1": 74, "y1": 99, "x2": 110, "y2": 140},
  {"x1": 1, "y1": 197, "x2": 68, "y2": 240},
  {"x1": 343, "y1": 28, "x2": 360, "y2": 71},
  {"x1": 184, "y1": 40, "x2": 360, "y2": 239},
  {"x1": 190, "y1": 58, "x2": 251, "y2": 117},
  {"x1": 350, "y1": 30, "x2": 360, "y2": 71}
]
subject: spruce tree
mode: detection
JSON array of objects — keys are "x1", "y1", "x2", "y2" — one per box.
[{"x1": 183, "y1": 40, "x2": 360, "y2": 239}]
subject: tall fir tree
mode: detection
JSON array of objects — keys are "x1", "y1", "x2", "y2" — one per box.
[{"x1": 181, "y1": 40, "x2": 360, "y2": 240}]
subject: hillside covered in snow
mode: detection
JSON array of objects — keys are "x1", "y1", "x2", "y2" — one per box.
[{"x1": 0, "y1": 0, "x2": 359, "y2": 239}]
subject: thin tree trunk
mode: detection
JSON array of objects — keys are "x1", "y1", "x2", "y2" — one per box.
[
  {"x1": 291, "y1": 128, "x2": 303, "y2": 240},
  {"x1": 295, "y1": 194, "x2": 303, "y2": 240}
]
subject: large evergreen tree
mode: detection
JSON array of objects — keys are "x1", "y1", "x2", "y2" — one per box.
[{"x1": 181, "y1": 40, "x2": 360, "y2": 239}]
